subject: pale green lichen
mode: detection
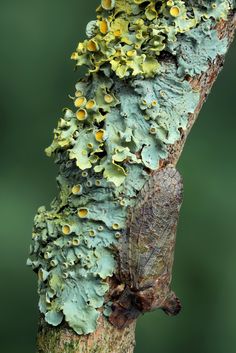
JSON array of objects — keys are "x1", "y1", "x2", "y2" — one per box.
[
  {"x1": 167, "y1": 21, "x2": 228, "y2": 77},
  {"x1": 28, "y1": 0, "x2": 234, "y2": 335}
]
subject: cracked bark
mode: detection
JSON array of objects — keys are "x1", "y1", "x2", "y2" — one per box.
[{"x1": 36, "y1": 12, "x2": 236, "y2": 353}]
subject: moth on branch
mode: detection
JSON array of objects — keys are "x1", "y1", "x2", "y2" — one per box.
[{"x1": 110, "y1": 166, "x2": 183, "y2": 328}]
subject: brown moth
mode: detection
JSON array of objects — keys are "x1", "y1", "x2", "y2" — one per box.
[{"x1": 109, "y1": 165, "x2": 183, "y2": 329}]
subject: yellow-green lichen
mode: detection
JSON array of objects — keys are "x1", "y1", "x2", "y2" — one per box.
[{"x1": 72, "y1": 0, "x2": 232, "y2": 78}]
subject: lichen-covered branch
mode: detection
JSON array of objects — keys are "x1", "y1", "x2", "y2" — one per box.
[
  {"x1": 28, "y1": 1, "x2": 236, "y2": 352},
  {"x1": 167, "y1": 11, "x2": 236, "y2": 166}
]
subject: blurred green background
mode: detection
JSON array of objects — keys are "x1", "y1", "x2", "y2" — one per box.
[{"x1": 0, "y1": 1, "x2": 235, "y2": 352}]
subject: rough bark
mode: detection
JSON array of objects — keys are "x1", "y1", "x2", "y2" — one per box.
[
  {"x1": 36, "y1": 12, "x2": 236, "y2": 353},
  {"x1": 37, "y1": 316, "x2": 136, "y2": 353}
]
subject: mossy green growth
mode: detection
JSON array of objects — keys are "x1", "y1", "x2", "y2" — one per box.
[{"x1": 28, "y1": 0, "x2": 233, "y2": 335}]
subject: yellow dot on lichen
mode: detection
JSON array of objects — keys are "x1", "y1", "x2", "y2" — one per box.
[
  {"x1": 72, "y1": 184, "x2": 82, "y2": 195},
  {"x1": 101, "y1": 0, "x2": 115, "y2": 10},
  {"x1": 98, "y1": 225, "x2": 104, "y2": 231},
  {"x1": 127, "y1": 50, "x2": 137, "y2": 58},
  {"x1": 76, "y1": 109, "x2": 88, "y2": 121},
  {"x1": 136, "y1": 33, "x2": 143, "y2": 40},
  {"x1": 95, "y1": 129, "x2": 106, "y2": 142},
  {"x1": 74, "y1": 96, "x2": 86, "y2": 108},
  {"x1": 100, "y1": 19, "x2": 109, "y2": 34},
  {"x1": 170, "y1": 6, "x2": 180, "y2": 17},
  {"x1": 149, "y1": 127, "x2": 157, "y2": 134},
  {"x1": 87, "y1": 39, "x2": 99, "y2": 52},
  {"x1": 71, "y1": 52, "x2": 79, "y2": 60},
  {"x1": 211, "y1": 3, "x2": 217, "y2": 8},
  {"x1": 89, "y1": 230, "x2": 96, "y2": 237},
  {"x1": 152, "y1": 100, "x2": 158, "y2": 107},
  {"x1": 75, "y1": 90, "x2": 83, "y2": 97},
  {"x1": 114, "y1": 29, "x2": 121, "y2": 37},
  {"x1": 62, "y1": 225, "x2": 71, "y2": 235},
  {"x1": 76, "y1": 42, "x2": 84, "y2": 52},
  {"x1": 86, "y1": 99, "x2": 96, "y2": 110},
  {"x1": 72, "y1": 238, "x2": 80, "y2": 246},
  {"x1": 78, "y1": 208, "x2": 89, "y2": 218},
  {"x1": 167, "y1": 0, "x2": 174, "y2": 6},
  {"x1": 82, "y1": 171, "x2": 88, "y2": 177},
  {"x1": 112, "y1": 223, "x2": 120, "y2": 230},
  {"x1": 104, "y1": 94, "x2": 114, "y2": 104}
]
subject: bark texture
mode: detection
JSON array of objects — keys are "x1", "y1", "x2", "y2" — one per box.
[
  {"x1": 37, "y1": 316, "x2": 136, "y2": 353},
  {"x1": 37, "y1": 12, "x2": 236, "y2": 353}
]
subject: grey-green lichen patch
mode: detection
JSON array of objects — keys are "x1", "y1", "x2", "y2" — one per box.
[
  {"x1": 132, "y1": 64, "x2": 200, "y2": 143},
  {"x1": 28, "y1": 0, "x2": 233, "y2": 335},
  {"x1": 167, "y1": 21, "x2": 228, "y2": 77},
  {"x1": 28, "y1": 202, "x2": 116, "y2": 335}
]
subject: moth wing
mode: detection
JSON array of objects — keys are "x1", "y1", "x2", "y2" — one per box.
[{"x1": 125, "y1": 166, "x2": 183, "y2": 290}]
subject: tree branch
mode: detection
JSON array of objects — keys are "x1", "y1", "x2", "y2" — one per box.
[
  {"x1": 30, "y1": 3, "x2": 236, "y2": 353},
  {"x1": 37, "y1": 316, "x2": 136, "y2": 353}
]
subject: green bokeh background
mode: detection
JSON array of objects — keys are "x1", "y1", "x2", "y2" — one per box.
[{"x1": 0, "y1": 1, "x2": 235, "y2": 352}]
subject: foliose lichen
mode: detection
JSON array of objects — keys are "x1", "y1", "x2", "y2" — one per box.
[
  {"x1": 28, "y1": 0, "x2": 234, "y2": 335},
  {"x1": 72, "y1": 0, "x2": 233, "y2": 78}
]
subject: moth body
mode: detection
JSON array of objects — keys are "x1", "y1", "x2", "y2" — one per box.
[{"x1": 109, "y1": 166, "x2": 183, "y2": 329}]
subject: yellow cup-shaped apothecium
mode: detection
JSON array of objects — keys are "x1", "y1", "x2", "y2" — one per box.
[
  {"x1": 101, "y1": 0, "x2": 115, "y2": 10},
  {"x1": 170, "y1": 6, "x2": 180, "y2": 17},
  {"x1": 62, "y1": 224, "x2": 72, "y2": 235},
  {"x1": 72, "y1": 238, "x2": 80, "y2": 246},
  {"x1": 104, "y1": 94, "x2": 114, "y2": 104},
  {"x1": 77, "y1": 208, "x2": 89, "y2": 218},
  {"x1": 71, "y1": 52, "x2": 79, "y2": 60},
  {"x1": 112, "y1": 223, "x2": 120, "y2": 230},
  {"x1": 71, "y1": 184, "x2": 83, "y2": 195},
  {"x1": 100, "y1": 19, "x2": 110, "y2": 34},
  {"x1": 87, "y1": 39, "x2": 99, "y2": 52},
  {"x1": 149, "y1": 127, "x2": 157, "y2": 134},
  {"x1": 127, "y1": 50, "x2": 137, "y2": 58},
  {"x1": 74, "y1": 96, "x2": 87, "y2": 108},
  {"x1": 75, "y1": 90, "x2": 83, "y2": 97},
  {"x1": 76, "y1": 109, "x2": 88, "y2": 121},
  {"x1": 89, "y1": 229, "x2": 96, "y2": 237},
  {"x1": 86, "y1": 99, "x2": 97, "y2": 110},
  {"x1": 95, "y1": 129, "x2": 106, "y2": 142}
]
